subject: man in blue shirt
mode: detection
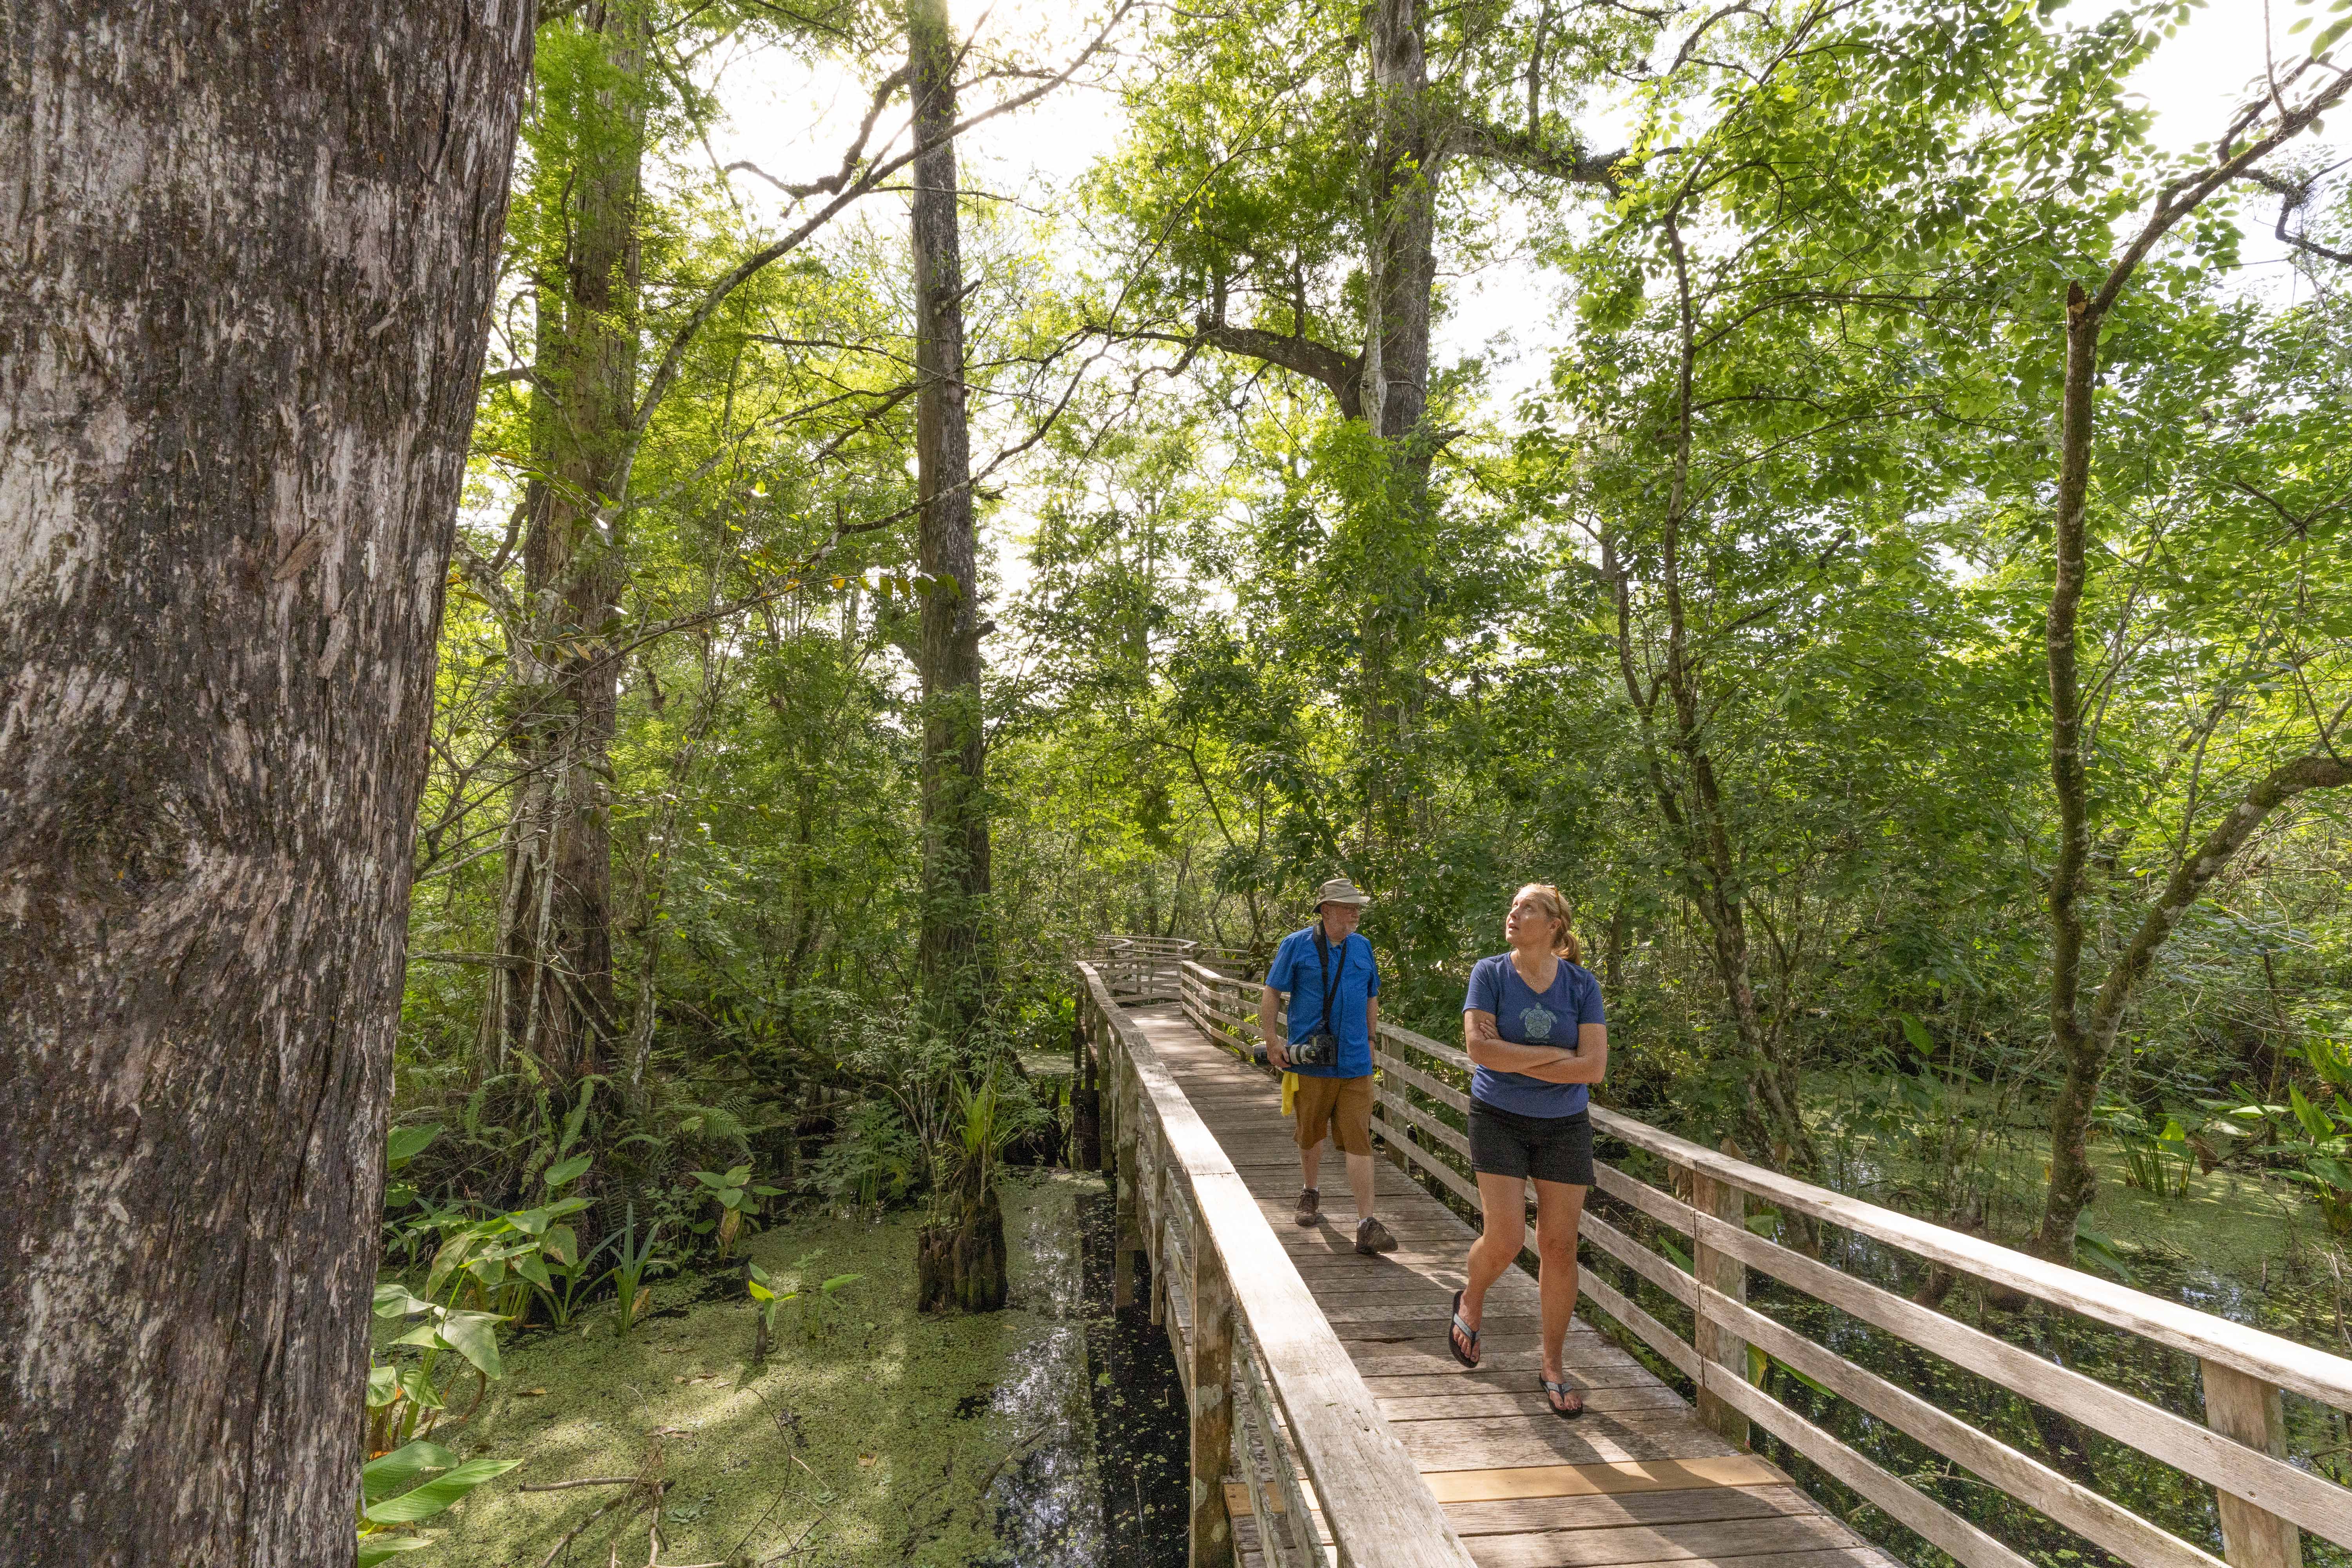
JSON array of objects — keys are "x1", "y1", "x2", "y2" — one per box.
[{"x1": 1258, "y1": 877, "x2": 1397, "y2": 1254}]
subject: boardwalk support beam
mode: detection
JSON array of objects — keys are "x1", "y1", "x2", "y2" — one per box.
[{"x1": 1190, "y1": 1236, "x2": 1235, "y2": 1568}]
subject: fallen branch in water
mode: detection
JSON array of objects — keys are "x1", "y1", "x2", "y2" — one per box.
[
  {"x1": 519, "y1": 1476, "x2": 639, "y2": 1492},
  {"x1": 529, "y1": 1436, "x2": 668, "y2": 1568}
]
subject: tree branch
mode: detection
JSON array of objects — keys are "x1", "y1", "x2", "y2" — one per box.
[
  {"x1": 2240, "y1": 164, "x2": 2352, "y2": 265},
  {"x1": 2085, "y1": 754, "x2": 2352, "y2": 1056},
  {"x1": 633, "y1": 0, "x2": 1137, "y2": 441},
  {"x1": 1189, "y1": 314, "x2": 1364, "y2": 418},
  {"x1": 2091, "y1": 60, "x2": 2352, "y2": 321},
  {"x1": 1449, "y1": 116, "x2": 1630, "y2": 186}
]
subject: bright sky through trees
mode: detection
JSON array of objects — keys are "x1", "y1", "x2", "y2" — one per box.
[
  {"x1": 698, "y1": 4, "x2": 2299, "y2": 308},
  {"x1": 680, "y1": 0, "x2": 2314, "y2": 592}
]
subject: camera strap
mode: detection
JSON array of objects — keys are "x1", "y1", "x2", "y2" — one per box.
[{"x1": 1312, "y1": 925, "x2": 1346, "y2": 1040}]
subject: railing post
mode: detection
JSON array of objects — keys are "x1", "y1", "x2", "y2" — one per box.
[
  {"x1": 1111, "y1": 1018, "x2": 1141, "y2": 1310},
  {"x1": 1189, "y1": 1233, "x2": 1235, "y2": 1568},
  {"x1": 1149, "y1": 1127, "x2": 1169, "y2": 1326},
  {"x1": 1071, "y1": 1017, "x2": 1102, "y2": 1172},
  {"x1": 1686, "y1": 1163, "x2": 1750, "y2": 1450},
  {"x1": 1103, "y1": 997, "x2": 1122, "y2": 1155},
  {"x1": 2202, "y1": 1359, "x2": 2305, "y2": 1568}
]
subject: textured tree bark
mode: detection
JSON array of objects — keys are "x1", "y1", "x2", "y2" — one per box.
[
  {"x1": 488, "y1": 2, "x2": 647, "y2": 1081},
  {"x1": 1364, "y1": 0, "x2": 1436, "y2": 448},
  {"x1": 0, "y1": 1, "x2": 533, "y2": 1561},
  {"x1": 909, "y1": 0, "x2": 1006, "y2": 1314},
  {"x1": 2033, "y1": 279, "x2": 2103, "y2": 1262},
  {"x1": 1354, "y1": 0, "x2": 1439, "y2": 853},
  {"x1": 909, "y1": 0, "x2": 992, "y2": 1030}
]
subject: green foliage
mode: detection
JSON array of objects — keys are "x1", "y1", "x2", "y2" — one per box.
[
  {"x1": 383, "y1": 1123, "x2": 457, "y2": 1271},
  {"x1": 2073, "y1": 1222, "x2": 2138, "y2": 1285},
  {"x1": 604, "y1": 1204, "x2": 676, "y2": 1333},
  {"x1": 806, "y1": 1101, "x2": 921, "y2": 1214},
  {"x1": 423, "y1": 1157, "x2": 596, "y2": 1324},
  {"x1": 748, "y1": 1251, "x2": 865, "y2": 1352},
  {"x1": 689, "y1": 1162, "x2": 784, "y2": 1258},
  {"x1": 397, "y1": 0, "x2": 2352, "y2": 1406},
  {"x1": 356, "y1": 1440, "x2": 522, "y2": 1564},
  {"x1": 2096, "y1": 1103, "x2": 2198, "y2": 1202},
  {"x1": 2213, "y1": 1043, "x2": 2352, "y2": 1235},
  {"x1": 363, "y1": 1272, "x2": 524, "y2": 1562},
  {"x1": 366, "y1": 1145, "x2": 601, "y2": 1546}
]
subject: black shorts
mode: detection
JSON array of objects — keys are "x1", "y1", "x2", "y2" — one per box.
[{"x1": 1468, "y1": 1101, "x2": 1594, "y2": 1187}]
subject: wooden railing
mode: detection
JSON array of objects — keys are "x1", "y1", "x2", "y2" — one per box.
[
  {"x1": 1087, "y1": 935, "x2": 1249, "y2": 1005},
  {"x1": 1077, "y1": 962, "x2": 1476, "y2": 1568},
  {"x1": 1367, "y1": 1020, "x2": 2352, "y2": 1568},
  {"x1": 1179, "y1": 957, "x2": 1270, "y2": 1063}
]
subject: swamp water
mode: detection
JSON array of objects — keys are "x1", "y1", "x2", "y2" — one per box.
[
  {"x1": 421, "y1": 1171, "x2": 1191, "y2": 1568},
  {"x1": 977, "y1": 1181, "x2": 1192, "y2": 1568}
]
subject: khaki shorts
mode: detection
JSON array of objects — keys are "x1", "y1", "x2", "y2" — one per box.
[{"x1": 1292, "y1": 1072, "x2": 1374, "y2": 1156}]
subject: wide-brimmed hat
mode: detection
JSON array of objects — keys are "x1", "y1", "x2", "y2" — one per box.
[{"x1": 1311, "y1": 876, "x2": 1374, "y2": 909}]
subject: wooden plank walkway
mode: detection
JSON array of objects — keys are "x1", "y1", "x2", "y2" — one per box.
[{"x1": 1127, "y1": 1004, "x2": 1902, "y2": 1568}]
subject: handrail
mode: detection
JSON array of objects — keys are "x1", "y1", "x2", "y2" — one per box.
[
  {"x1": 1367, "y1": 1019, "x2": 2352, "y2": 1568},
  {"x1": 1178, "y1": 958, "x2": 1267, "y2": 1063},
  {"x1": 1083, "y1": 935, "x2": 1228, "y2": 1005},
  {"x1": 1078, "y1": 963, "x2": 1477, "y2": 1568}
]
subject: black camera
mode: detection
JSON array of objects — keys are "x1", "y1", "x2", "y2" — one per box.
[{"x1": 1293, "y1": 1030, "x2": 1338, "y2": 1067}]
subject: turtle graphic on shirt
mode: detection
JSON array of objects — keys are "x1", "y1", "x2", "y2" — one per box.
[{"x1": 1518, "y1": 1002, "x2": 1558, "y2": 1042}]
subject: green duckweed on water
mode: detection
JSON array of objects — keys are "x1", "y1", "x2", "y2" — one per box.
[{"x1": 401, "y1": 1170, "x2": 1108, "y2": 1568}]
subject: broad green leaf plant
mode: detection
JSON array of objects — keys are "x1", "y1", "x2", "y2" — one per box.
[
  {"x1": 689, "y1": 1161, "x2": 782, "y2": 1259},
  {"x1": 357, "y1": 1439, "x2": 521, "y2": 1566},
  {"x1": 748, "y1": 1253, "x2": 863, "y2": 1360},
  {"x1": 363, "y1": 1136, "x2": 595, "y2": 1559}
]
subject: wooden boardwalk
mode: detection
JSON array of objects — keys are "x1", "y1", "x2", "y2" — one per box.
[{"x1": 1127, "y1": 1004, "x2": 1900, "y2": 1568}]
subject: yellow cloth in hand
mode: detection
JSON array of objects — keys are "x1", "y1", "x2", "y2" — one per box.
[{"x1": 1281, "y1": 1071, "x2": 1299, "y2": 1117}]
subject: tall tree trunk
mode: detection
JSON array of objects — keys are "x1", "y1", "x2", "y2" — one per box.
[
  {"x1": 2033, "y1": 329, "x2": 2351, "y2": 1262},
  {"x1": 1365, "y1": 0, "x2": 1437, "y2": 450},
  {"x1": 909, "y1": 0, "x2": 991, "y2": 1033},
  {"x1": 2024, "y1": 65, "x2": 2352, "y2": 1254},
  {"x1": 909, "y1": 0, "x2": 1005, "y2": 1314},
  {"x1": 2034, "y1": 280, "x2": 2102, "y2": 1261},
  {"x1": 1640, "y1": 215, "x2": 1815, "y2": 1175},
  {"x1": 1357, "y1": 0, "x2": 1443, "y2": 857},
  {"x1": 0, "y1": 2, "x2": 531, "y2": 1559},
  {"x1": 489, "y1": 2, "x2": 647, "y2": 1080}
]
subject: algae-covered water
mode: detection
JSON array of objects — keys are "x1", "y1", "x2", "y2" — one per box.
[{"x1": 407, "y1": 1171, "x2": 1189, "y2": 1568}]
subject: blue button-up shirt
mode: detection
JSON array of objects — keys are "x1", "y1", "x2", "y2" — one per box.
[{"x1": 1264, "y1": 924, "x2": 1381, "y2": 1078}]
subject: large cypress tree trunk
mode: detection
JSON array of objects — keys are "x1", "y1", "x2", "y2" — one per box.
[
  {"x1": 488, "y1": 3, "x2": 646, "y2": 1080},
  {"x1": 0, "y1": 1, "x2": 532, "y2": 1561},
  {"x1": 1364, "y1": 0, "x2": 1438, "y2": 449},
  {"x1": 909, "y1": 0, "x2": 991, "y2": 1032},
  {"x1": 1356, "y1": 0, "x2": 1441, "y2": 855},
  {"x1": 908, "y1": 0, "x2": 1005, "y2": 1314}
]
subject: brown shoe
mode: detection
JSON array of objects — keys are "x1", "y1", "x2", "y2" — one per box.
[
  {"x1": 1355, "y1": 1215, "x2": 1398, "y2": 1254},
  {"x1": 1295, "y1": 1188, "x2": 1320, "y2": 1227}
]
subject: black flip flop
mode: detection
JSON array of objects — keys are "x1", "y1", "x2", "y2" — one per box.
[
  {"x1": 1541, "y1": 1376, "x2": 1585, "y2": 1420},
  {"x1": 1448, "y1": 1290, "x2": 1481, "y2": 1368}
]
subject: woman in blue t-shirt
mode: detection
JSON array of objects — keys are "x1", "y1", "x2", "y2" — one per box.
[{"x1": 1447, "y1": 882, "x2": 1608, "y2": 1418}]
